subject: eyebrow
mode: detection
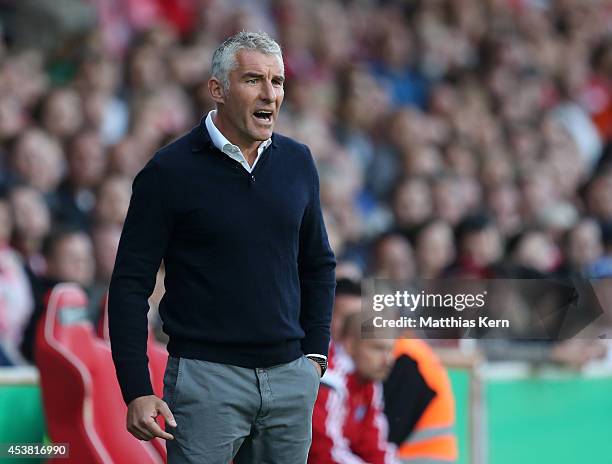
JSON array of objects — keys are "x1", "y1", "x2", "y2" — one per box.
[
  {"x1": 242, "y1": 72, "x2": 285, "y2": 82},
  {"x1": 242, "y1": 72, "x2": 264, "y2": 79}
]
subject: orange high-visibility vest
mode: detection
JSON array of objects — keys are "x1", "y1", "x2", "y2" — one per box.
[{"x1": 394, "y1": 338, "x2": 458, "y2": 463}]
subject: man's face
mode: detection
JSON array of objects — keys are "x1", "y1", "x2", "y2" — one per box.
[
  {"x1": 331, "y1": 295, "x2": 362, "y2": 342},
  {"x1": 95, "y1": 177, "x2": 131, "y2": 225},
  {"x1": 211, "y1": 50, "x2": 284, "y2": 147},
  {"x1": 14, "y1": 131, "x2": 63, "y2": 192},
  {"x1": 375, "y1": 237, "x2": 415, "y2": 281},
  {"x1": 10, "y1": 187, "x2": 50, "y2": 239},
  {"x1": 69, "y1": 133, "x2": 105, "y2": 187},
  {"x1": 463, "y1": 227, "x2": 502, "y2": 267},
  {"x1": 48, "y1": 234, "x2": 95, "y2": 287},
  {"x1": 347, "y1": 338, "x2": 395, "y2": 382},
  {"x1": 416, "y1": 222, "x2": 455, "y2": 276},
  {"x1": 393, "y1": 180, "x2": 432, "y2": 227}
]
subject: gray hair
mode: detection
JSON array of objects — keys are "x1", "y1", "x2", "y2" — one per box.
[{"x1": 211, "y1": 31, "x2": 283, "y2": 91}]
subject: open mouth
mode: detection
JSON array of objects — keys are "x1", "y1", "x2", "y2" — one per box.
[{"x1": 253, "y1": 110, "x2": 273, "y2": 122}]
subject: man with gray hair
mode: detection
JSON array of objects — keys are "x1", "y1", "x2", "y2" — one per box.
[{"x1": 108, "y1": 31, "x2": 336, "y2": 463}]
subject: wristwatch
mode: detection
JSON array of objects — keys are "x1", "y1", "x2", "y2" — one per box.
[{"x1": 306, "y1": 355, "x2": 327, "y2": 377}]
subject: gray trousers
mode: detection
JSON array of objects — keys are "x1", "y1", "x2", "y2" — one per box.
[{"x1": 163, "y1": 355, "x2": 321, "y2": 464}]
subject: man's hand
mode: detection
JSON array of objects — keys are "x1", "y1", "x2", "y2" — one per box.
[
  {"x1": 308, "y1": 357, "x2": 322, "y2": 377},
  {"x1": 127, "y1": 395, "x2": 177, "y2": 441}
]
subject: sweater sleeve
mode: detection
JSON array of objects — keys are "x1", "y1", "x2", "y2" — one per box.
[
  {"x1": 298, "y1": 146, "x2": 336, "y2": 357},
  {"x1": 108, "y1": 160, "x2": 173, "y2": 405}
]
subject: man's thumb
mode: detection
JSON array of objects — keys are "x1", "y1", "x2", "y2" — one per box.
[{"x1": 158, "y1": 400, "x2": 177, "y2": 427}]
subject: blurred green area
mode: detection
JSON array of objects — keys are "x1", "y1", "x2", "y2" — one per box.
[
  {"x1": 486, "y1": 374, "x2": 612, "y2": 463},
  {"x1": 1, "y1": 368, "x2": 612, "y2": 463},
  {"x1": 0, "y1": 383, "x2": 45, "y2": 464}
]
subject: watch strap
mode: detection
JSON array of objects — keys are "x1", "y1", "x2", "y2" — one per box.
[{"x1": 306, "y1": 355, "x2": 327, "y2": 377}]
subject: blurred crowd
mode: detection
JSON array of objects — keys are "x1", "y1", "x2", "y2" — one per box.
[{"x1": 1, "y1": 0, "x2": 612, "y2": 365}]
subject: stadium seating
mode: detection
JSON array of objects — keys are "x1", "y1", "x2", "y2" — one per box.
[{"x1": 34, "y1": 283, "x2": 164, "y2": 464}]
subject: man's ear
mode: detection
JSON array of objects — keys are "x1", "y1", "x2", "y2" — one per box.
[{"x1": 208, "y1": 77, "x2": 225, "y2": 104}]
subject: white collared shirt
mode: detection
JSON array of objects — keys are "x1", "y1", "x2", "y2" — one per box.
[{"x1": 205, "y1": 110, "x2": 272, "y2": 173}]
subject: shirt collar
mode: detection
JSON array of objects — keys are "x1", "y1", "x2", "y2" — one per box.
[{"x1": 204, "y1": 110, "x2": 272, "y2": 156}]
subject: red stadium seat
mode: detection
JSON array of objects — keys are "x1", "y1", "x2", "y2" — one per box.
[{"x1": 35, "y1": 283, "x2": 164, "y2": 464}]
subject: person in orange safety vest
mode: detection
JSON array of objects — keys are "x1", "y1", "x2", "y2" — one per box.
[{"x1": 384, "y1": 336, "x2": 458, "y2": 463}]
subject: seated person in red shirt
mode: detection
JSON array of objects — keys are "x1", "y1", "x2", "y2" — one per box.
[{"x1": 308, "y1": 313, "x2": 398, "y2": 464}]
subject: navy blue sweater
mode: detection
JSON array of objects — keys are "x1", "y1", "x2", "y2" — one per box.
[{"x1": 108, "y1": 119, "x2": 336, "y2": 404}]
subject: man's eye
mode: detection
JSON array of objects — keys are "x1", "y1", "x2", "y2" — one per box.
[
  {"x1": 273, "y1": 80, "x2": 283, "y2": 87},
  {"x1": 247, "y1": 79, "x2": 258, "y2": 84}
]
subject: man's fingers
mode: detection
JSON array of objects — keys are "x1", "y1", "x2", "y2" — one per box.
[
  {"x1": 128, "y1": 423, "x2": 155, "y2": 441},
  {"x1": 126, "y1": 395, "x2": 175, "y2": 441},
  {"x1": 143, "y1": 417, "x2": 175, "y2": 441},
  {"x1": 157, "y1": 400, "x2": 177, "y2": 428}
]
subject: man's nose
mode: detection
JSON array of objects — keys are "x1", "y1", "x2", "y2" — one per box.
[{"x1": 259, "y1": 80, "x2": 276, "y2": 102}]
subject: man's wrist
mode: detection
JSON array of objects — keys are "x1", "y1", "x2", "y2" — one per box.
[{"x1": 306, "y1": 354, "x2": 327, "y2": 377}]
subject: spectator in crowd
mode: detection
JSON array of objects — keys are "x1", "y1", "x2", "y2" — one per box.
[
  {"x1": 0, "y1": 0, "x2": 609, "y2": 380},
  {"x1": 39, "y1": 87, "x2": 84, "y2": 142},
  {"x1": 9, "y1": 129, "x2": 64, "y2": 212},
  {"x1": 0, "y1": 4, "x2": 611, "y2": 464},
  {"x1": 0, "y1": 94, "x2": 28, "y2": 141},
  {"x1": 586, "y1": 221, "x2": 612, "y2": 278},
  {"x1": 107, "y1": 137, "x2": 148, "y2": 179},
  {"x1": 507, "y1": 228, "x2": 562, "y2": 275},
  {"x1": 485, "y1": 181, "x2": 522, "y2": 237},
  {"x1": 56, "y1": 131, "x2": 107, "y2": 229},
  {"x1": 414, "y1": 219, "x2": 456, "y2": 279},
  {"x1": 391, "y1": 177, "x2": 433, "y2": 237},
  {"x1": 329, "y1": 278, "x2": 361, "y2": 344},
  {"x1": 328, "y1": 278, "x2": 458, "y2": 462},
  {"x1": 371, "y1": 233, "x2": 416, "y2": 281},
  {"x1": 563, "y1": 218, "x2": 604, "y2": 275},
  {"x1": 309, "y1": 313, "x2": 397, "y2": 464},
  {"x1": 450, "y1": 214, "x2": 503, "y2": 277},
  {"x1": 19, "y1": 229, "x2": 95, "y2": 363},
  {"x1": 8, "y1": 185, "x2": 51, "y2": 277},
  {"x1": 585, "y1": 168, "x2": 612, "y2": 222},
  {"x1": 0, "y1": 194, "x2": 33, "y2": 365},
  {"x1": 93, "y1": 176, "x2": 131, "y2": 227},
  {"x1": 385, "y1": 337, "x2": 458, "y2": 463},
  {"x1": 432, "y1": 173, "x2": 468, "y2": 226}
]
